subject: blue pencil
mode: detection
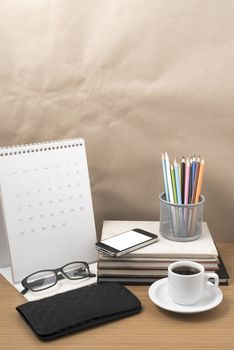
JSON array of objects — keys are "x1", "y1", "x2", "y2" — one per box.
[
  {"x1": 161, "y1": 153, "x2": 169, "y2": 201},
  {"x1": 174, "y1": 159, "x2": 182, "y2": 204},
  {"x1": 189, "y1": 156, "x2": 196, "y2": 203},
  {"x1": 191, "y1": 156, "x2": 196, "y2": 186}
]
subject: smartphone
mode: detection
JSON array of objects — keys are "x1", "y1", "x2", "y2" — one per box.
[{"x1": 95, "y1": 228, "x2": 158, "y2": 257}]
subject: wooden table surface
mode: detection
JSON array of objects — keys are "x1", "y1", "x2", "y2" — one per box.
[{"x1": 0, "y1": 243, "x2": 233, "y2": 350}]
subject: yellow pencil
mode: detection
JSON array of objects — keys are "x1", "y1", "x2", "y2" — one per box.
[{"x1": 195, "y1": 158, "x2": 205, "y2": 203}]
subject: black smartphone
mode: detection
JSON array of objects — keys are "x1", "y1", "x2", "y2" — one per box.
[{"x1": 95, "y1": 228, "x2": 158, "y2": 257}]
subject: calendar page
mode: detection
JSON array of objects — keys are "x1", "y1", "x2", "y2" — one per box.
[{"x1": 0, "y1": 139, "x2": 97, "y2": 283}]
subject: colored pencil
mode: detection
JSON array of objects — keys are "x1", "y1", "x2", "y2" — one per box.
[
  {"x1": 174, "y1": 159, "x2": 182, "y2": 204},
  {"x1": 171, "y1": 165, "x2": 177, "y2": 204},
  {"x1": 164, "y1": 152, "x2": 174, "y2": 203},
  {"x1": 195, "y1": 158, "x2": 205, "y2": 203},
  {"x1": 179, "y1": 162, "x2": 181, "y2": 187},
  {"x1": 191, "y1": 156, "x2": 196, "y2": 185},
  {"x1": 181, "y1": 157, "x2": 185, "y2": 204},
  {"x1": 161, "y1": 153, "x2": 169, "y2": 201},
  {"x1": 188, "y1": 158, "x2": 193, "y2": 204},
  {"x1": 191, "y1": 157, "x2": 200, "y2": 204},
  {"x1": 190, "y1": 156, "x2": 196, "y2": 204},
  {"x1": 184, "y1": 158, "x2": 190, "y2": 205}
]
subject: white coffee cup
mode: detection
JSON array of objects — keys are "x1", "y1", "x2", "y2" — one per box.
[{"x1": 168, "y1": 260, "x2": 219, "y2": 306}]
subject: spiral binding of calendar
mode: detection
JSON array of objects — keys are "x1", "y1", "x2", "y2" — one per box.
[{"x1": 0, "y1": 138, "x2": 83, "y2": 156}]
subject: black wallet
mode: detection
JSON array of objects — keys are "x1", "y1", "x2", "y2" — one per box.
[{"x1": 16, "y1": 282, "x2": 142, "y2": 340}]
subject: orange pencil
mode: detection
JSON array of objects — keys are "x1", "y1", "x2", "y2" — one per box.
[
  {"x1": 195, "y1": 158, "x2": 205, "y2": 203},
  {"x1": 191, "y1": 156, "x2": 200, "y2": 204}
]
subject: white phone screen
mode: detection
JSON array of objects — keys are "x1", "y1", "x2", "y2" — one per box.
[{"x1": 102, "y1": 230, "x2": 151, "y2": 251}]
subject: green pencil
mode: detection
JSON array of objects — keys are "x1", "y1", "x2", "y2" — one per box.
[{"x1": 170, "y1": 164, "x2": 178, "y2": 204}]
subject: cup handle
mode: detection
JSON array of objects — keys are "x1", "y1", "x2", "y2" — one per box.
[{"x1": 205, "y1": 272, "x2": 219, "y2": 289}]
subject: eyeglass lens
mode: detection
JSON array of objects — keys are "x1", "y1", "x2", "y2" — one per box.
[
  {"x1": 27, "y1": 271, "x2": 57, "y2": 291},
  {"x1": 62, "y1": 262, "x2": 89, "y2": 279}
]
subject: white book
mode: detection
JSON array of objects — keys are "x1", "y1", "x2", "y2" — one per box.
[
  {"x1": 98, "y1": 269, "x2": 169, "y2": 277},
  {"x1": 101, "y1": 221, "x2": 218, "y2": 259},
  {"x1": 99, "y1": 256, "x2": 218, "y2": 263},
  {"x1": 98, "y1": 261, "x2": 218, "y2": 270},
  {"x1": 98, "y1": 268, "x2": 216, "y2": 277}
]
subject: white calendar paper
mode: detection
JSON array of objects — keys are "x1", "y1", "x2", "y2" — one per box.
[{"x1": 0, "y1": 138, "x2": 97, "y2": 283}]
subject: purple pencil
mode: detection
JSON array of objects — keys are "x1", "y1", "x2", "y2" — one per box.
[
  {"x1": 181, "y1": 156, "x2": 185, "y2": 204},
  {"x1": 184, "y1": 158, "x2": 190, "y2": 205}
]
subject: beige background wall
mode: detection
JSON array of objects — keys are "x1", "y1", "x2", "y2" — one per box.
[{"x1": 0, "y1": 1, "x2": 233, "y2": 241}]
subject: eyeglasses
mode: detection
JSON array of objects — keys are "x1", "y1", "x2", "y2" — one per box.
[{"x1": 21, "y1": 261, "x2": 96, "y2": 295}]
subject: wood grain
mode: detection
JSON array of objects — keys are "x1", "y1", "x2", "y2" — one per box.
[{"x1": 0, "y1": 243, "x2": 233, "y2": 350}]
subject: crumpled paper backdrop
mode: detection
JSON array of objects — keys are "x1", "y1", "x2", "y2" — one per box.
[{"x1": 0, "y1": 1, "x2": 233, "y2": 241}]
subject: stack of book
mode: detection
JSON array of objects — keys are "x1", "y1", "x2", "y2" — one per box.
[{"x1": 97, "y1": 221, "x2": 229, "y2": 285}]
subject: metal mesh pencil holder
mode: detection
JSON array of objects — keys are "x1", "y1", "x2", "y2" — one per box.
[{"x1": 159, "y1": 192, "x2": 205, "y2": 242}]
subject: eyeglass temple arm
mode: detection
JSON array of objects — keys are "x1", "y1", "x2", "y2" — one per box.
[
  {"x1": 86, "y1": 264, "x2": 96, "y2": 278},
  {"x1": 21, "y1": 286, "x2": 29, "y2": 295}
]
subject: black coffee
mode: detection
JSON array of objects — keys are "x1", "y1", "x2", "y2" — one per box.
[{"x1": 172, "y1": 266, "x2": 200, "y2": 276}]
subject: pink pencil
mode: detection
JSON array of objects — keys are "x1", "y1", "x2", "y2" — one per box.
[{"x1": 184, "y1": 158, "x2": 190, "y2": 204}]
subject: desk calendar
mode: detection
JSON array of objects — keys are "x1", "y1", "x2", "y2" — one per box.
[{"x1": 0, "y1": 138, "x2": 97, "y2": 283}]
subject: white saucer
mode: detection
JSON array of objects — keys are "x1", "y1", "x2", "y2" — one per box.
[{"x1": 148, "y1": 278, "x2": 223, "y2": 314}]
